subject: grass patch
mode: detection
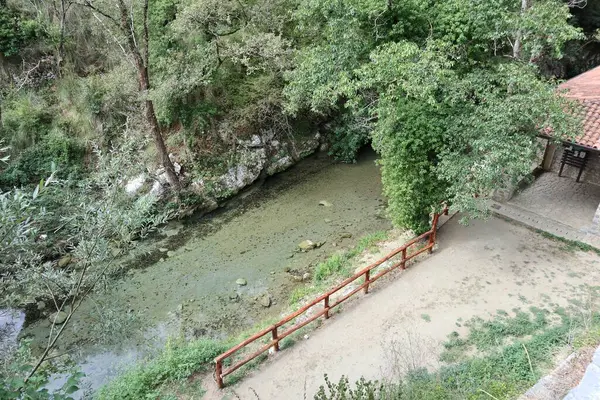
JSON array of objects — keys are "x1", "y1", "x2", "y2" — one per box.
[
  {"x1": 535, "y1": 229, "x2": 600, "y2": 255},
  {"x1": 314, "y1": 231, "x2": 388, "y2": 283},
  {"x1": 420, "y1": 314, "x2": 431, "y2": 322},
  {"x1": 96, "y1": 338, "x2": 230, "y2": 400},
  {"x1": 290, "y1": 231, "x2": 389, "y2": 307},
  {"x1": 317, "y1": 306, "x2": 600, "y2": 400}
]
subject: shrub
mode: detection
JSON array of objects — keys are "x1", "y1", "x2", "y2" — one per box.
[
  {"x1": 0, "y1": 131, "x2": 84, "y2": 187},
  {"x1": 96, "y1": 338, "x2": 229, "y2": 400}
]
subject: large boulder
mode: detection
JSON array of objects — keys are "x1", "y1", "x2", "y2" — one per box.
[{"x1": 215, "y1": 148, "x2": 266, "y2": 197}]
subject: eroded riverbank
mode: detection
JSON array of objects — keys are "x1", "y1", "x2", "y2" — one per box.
[{"x1": 20, "y1": 148, "x2": 391, "y2": 392}]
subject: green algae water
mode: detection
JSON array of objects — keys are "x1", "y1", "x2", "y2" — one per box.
[{"x1": 21, "y1": 148, "x2": 391, "y2": 392}]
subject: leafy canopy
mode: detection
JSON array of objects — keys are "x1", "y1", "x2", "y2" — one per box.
[{"x1": 286, "y1": 0, "x2": 583, "y2": 231}]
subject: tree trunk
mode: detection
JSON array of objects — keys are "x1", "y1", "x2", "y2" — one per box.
[
  {"x1": 57, "y1": 1, "x2": 66, "y2": 75},
  {"x1": 117, "y1": 1, "x2": 180, "y2": 190},
  {"x1": 513, "y1": 0, "x2": 529, "y2": 59}
]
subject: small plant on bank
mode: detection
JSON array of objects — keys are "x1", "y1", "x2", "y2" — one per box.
[{"x1": 315, "y1": 305, "x2": 600, "y2": 400}]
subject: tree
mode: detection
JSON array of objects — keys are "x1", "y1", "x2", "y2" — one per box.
[
  {"x1": 286, "y1": 0, "x2": 583, "y2": 232},
  {"x1": 77, "y1": 0, "x2": 180, "y2": 189}
]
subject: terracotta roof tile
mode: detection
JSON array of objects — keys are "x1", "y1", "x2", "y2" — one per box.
[{"x1": 558, "y1": 66, "x2": 600, "y2": 149}]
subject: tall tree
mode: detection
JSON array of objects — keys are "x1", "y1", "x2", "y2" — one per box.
[
  {"x1": 286, "y1": 0, "x2": 583, "y2": 231},
  {"x1": 78, "y1": 0, "x2": 180, "y2": 189}
]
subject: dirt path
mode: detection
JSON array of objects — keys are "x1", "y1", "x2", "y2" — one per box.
[{"x1": 208, "y1": 216, "x2": 600, "y2": 400}]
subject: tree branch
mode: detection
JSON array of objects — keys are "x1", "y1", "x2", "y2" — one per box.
[
  {"x1": 75, "y1": 1, "x2": 120, "y2": 27},
  {"x1": 143, "y1": 0, "x2": 150, "y2": 67}
]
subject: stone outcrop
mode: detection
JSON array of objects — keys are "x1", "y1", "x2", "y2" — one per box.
[{"x1": 121, "y1": 131, "x2": 323, "y2": 218}]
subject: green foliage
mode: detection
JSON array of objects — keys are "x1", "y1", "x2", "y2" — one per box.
[
  {"x1": 1, "y1": 92, "x2": 52, "y2": 151},
  {"x1": 0, "y1": 131, "x2": 84, "y2": 186},
  {"x1": 374, "y1": 98, "x2": 449, "y2": 233},
  {"x1": 96, "y1": 338, "x2": 229, "y2": 400},
  {"x1": 327, "y1": 111, "x2": 371, "y2": 163},
  {"x1": 314, "y1": 253, "x2": 346, "y2": 282},
  {"x1": 317, "y1": 307, "x2": 599, "y2": 400},
  {"x1": 0, "y1": 6, "x2": 42, "y2": 57},
  {"x1": 0, "y1": 341, "x2": 84, "y2": 400},
  {"x1": 287, "y1": 0, "x2": 583, "y2": 232},
  {"x1": 314, "y1": 231, "x2": 387, "y2": 282},
  {"x1": 467, "y1": 309, "x2": 548, "y2": 350}
]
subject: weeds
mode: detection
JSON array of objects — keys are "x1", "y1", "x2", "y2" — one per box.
[
  {"x1": 290, "y1": 231, "x2": 388, "y2": 306},
  {"x1": 96, "y1": 338, "x2": 229, "y2": 400},
  {"x1": 318, "y1": 305, "x2": 600, "y2": 400}
]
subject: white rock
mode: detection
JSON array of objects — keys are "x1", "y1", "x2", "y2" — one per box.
[
  {"x1": 216, "y1": 148, "x2": 266, "y2": 196},
  {"x1": 125, "y1": 174, "x2": 146, "y2": 195},
  {"x1": 249, "y1": 135, "x2": 262, "y2": 147},
  {"x1": 173, "y1": 162, "x2": 182, "y2": 175},
  {"x1": 150, "y1": 181, "x2": 164, "y2": 197},
  {"x1": 266, "y1": 155, "x2": 293, "y2": 175}
]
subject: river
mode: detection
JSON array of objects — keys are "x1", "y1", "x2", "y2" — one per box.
[{"x1": 11, "y1": 148, "x2": 391, "y2": 393}]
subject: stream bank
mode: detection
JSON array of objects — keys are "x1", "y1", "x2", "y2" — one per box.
[{"x1": 17, "y1": 147, "x2": 391, "y2": 393}]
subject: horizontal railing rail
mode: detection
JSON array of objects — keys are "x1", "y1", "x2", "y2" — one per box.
[{"x1": 214, "y1": 205, "x2": 449, "y2": 388}]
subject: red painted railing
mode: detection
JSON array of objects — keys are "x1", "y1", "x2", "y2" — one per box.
[{"x1": 214, "y1": 206, "x2": 449, "y2": 388}]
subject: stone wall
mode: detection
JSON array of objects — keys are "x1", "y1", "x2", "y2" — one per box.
[{"x1": 549, "y1": 144, "x2": 600, "y2": 186}]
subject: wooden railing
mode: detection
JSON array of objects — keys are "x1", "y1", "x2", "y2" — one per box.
[{"x1": 214, "y1": 206, "x2": 449, "y2": 388}]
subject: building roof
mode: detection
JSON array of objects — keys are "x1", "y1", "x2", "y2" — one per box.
[{"x1": 559, "y1": 66, "x2": 600, "y2": 149}]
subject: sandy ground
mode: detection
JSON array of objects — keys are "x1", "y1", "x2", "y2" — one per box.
[{"x1": 205, "y1": 216, "x2": 600, "y2": 400}]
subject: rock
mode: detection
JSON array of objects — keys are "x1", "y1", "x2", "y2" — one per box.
[
  {"x1": 229, "y1": 293, "x2": 240, "y2": 302},
  {"x1": 159, "y1": 258, "x2": 165, "y2": 262},
  {"x1": 284, "y1": 266, "x2": 291, "y2": 272},
  {"x1": 159, "y1": 248, "x2": 169, "y2": 253},
  {"x1": 215, "y1": 148, "x2": 267, "y2": 197},
  {"x1": 324, "y1": 219, "x2": 332, "y2": 223},
  {"x1": 166, "y1": 251, "x2": 175, "y2": 258},
  {"x1": 49, "y1": 311, "x2": 68, "y2": 325},
  {"x1": 176, "y1": 304, "x2": 183, "y2": 313},
  {"x1": 287, "y1": 253, "x2": 295, "y2": 259},
  {"x1": 266, "y1": 155, "x2": 294, "y2": 176},
  {"x1": 260, "y1": 294, "x2": 272, "y2": 308},
  {"x1": 340, "y1": 232, "x2": 353, "y2": 239},
  {"x1": 163, "y1": 227, "x2": 180, "y2": 237},
  {"x1": 150, "y1": 181, "x2": 165, "y2": 197},
  {"x1": 319, "y1": 200, "x2": 333, "y2": 207},
  {"x1": 173, "y1": 162, "x2": 182, "y2": 175},
  {"x1": 36, "y1": 301, "x2": 46, "y2": 311},
  {"x1": 270, "y1": 271, "x2": 276, "y2": 275},
  {"x1": 302, "y1": 273, "x2": 311, "y2": 281},
  {"x1": 125, "y1": 174, "x2": 147, "y2": 195},
  {"x1": 248, "y1": 135, "x2": 262, "y2": 147},
  {"x1": 291, "y1": 275, "x2": 303, "y2": 282},
  {"x1": 298, "y1": 240, "x2": 317, "y2": 251},
  {"x1": 236, "y1": 278, "x2": 248, "y2": 286},
  {"x1": 57, "y1": 256, "x2": 72, "y2": 269}
]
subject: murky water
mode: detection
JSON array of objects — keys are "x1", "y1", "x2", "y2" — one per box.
[{"x1": 18, "y1": 148, "x2": 391, "y2": 392}]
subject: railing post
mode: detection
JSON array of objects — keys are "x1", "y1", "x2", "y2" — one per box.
[
  {"x1": 216, "y1": 360, "x2": 224, "y2": 389},
  {"x1": 271, "y1": 327, "x2": 280, "y2": 352},
  {"x1": 364, "y1": 270, "x2": 370, "y2": 294},
  {"x1": 401, "y1": 248, "x2": 407, "y2": 269},
  {"x1": 324, "y1": 296, "x2": 330, "y2": 319}
]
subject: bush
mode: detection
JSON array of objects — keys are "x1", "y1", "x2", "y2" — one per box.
[
  {"x1": 0, "y1": 131, "x2": 84, "y2": 187},
  {"x1": 327, "y1": 111, "x2": 370, "y2": 163},
  {"x1": 96, "y1": 338, "x2": 230, "y2": 400},
  {"x1": 1, "y1": 92, "x2": 52, "y2": 151}
]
